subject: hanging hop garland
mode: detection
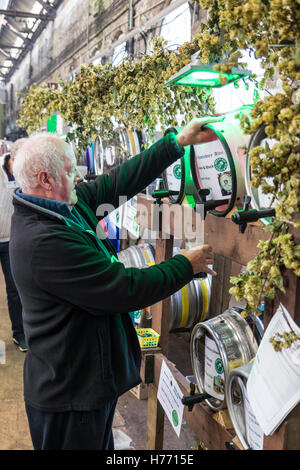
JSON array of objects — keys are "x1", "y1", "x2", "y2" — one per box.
[
  {"x1": 18, "y1": 1, "x2": 300, "y2": 348},
  {"x1": 195, "y1": 0, "x2": 300, "y2": 349}
]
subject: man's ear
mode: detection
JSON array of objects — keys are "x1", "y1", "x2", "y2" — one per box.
[{"x1": 37, "y1": 171, "x2": 53, "y2": 191}]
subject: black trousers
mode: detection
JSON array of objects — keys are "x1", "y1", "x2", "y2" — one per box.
[
  {"x1": 0, "y1": 242, "x2": 24, "y2": 340},
  {"x1": 25, "y1": 399, "x2": 118, "y2": 450}
]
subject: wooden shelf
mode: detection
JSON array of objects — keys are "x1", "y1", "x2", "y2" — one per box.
[{"x1": 137, "y1": 193, "x2": 300, "y2": 450}]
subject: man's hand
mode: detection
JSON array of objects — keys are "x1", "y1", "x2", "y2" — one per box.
[
  {"x1": 175, "y1": 116, "x2": 225, "y2": 148},
  {"x1": 179, "y1": 244, "x2": 217, "y2": 276}
]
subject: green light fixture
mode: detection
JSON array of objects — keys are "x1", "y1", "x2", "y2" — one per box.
[{"x1": 167, "y1": 54, "x2": 251, "y2": 88}]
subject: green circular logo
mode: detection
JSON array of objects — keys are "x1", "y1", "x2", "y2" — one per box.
[
  {"x1": 172, "y1": 410, "x2": 179, "y2": 427},
  {"x1": 134, "y1": 310, "x2": 141, "y2": 319},
  {"x1": 173, "y1": 164, "x2": 182, "y2": 180},
  {"x1": 215, "y1": 358, "x2": 224, "y2": 374},
  {"x1": 214, "y1": 157, "x2": 228, "y2": 172}
]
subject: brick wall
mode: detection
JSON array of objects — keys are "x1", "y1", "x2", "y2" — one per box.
[{"x1": 4, "y1": 0, "x2": 190, "y2": 135}]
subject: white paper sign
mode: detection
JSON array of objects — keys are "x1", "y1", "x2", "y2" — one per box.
[
  {"x1": 123, "y1": 196, "x2": 139, "y2": 238},
  {"x1": 108, "y1": 204, "x2": 123, "y2": 229},
  {"x1": 204, "y1": 335, "x2": 225, "y2": 399},
  {"x1": 157, "y1": 360, "x2": 184, "y2": 438},
  {"x1": 237, "y1": 377, "x2": 264, "y2": 450},
  {"x1": 247, "y1": 304, "x2": 300, "y2": 435}
]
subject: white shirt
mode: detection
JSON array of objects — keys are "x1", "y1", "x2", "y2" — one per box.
[{"x1": 0, "y1": 156, "x2": 17, "y2": 242}]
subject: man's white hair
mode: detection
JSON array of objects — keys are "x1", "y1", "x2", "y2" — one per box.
[
  {"x1": 13, "y1": 132, "x2": 75, "y2": 192},
  {"x1": 10, "y1": 137, "x2": 28, "y2": 158}
]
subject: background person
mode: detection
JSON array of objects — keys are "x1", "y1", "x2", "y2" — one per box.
[
  {"x1": 0, "y1": 139, "x2": 27, "y2": 352},
  {"x1": 10, "y1": 120, "x2": 217, "y2": 450}
]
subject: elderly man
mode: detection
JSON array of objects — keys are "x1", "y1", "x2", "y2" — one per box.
[{"x1": 10, "y1": 120, "x2": 216, "y2": 450}]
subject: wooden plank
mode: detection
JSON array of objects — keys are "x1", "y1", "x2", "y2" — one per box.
[
  {"x1": 204, "y1": 213, "x2": 270, "y2": 266},
  {"x1": 209, "y1": 254, "x2": 232, "y2": 318},
  {"x1": 263, "y1": 422, "x2": 287, "y2": 450},
  {"x1": 146, "y1": 384, "x2": 165, "y2": 450},
  {"x1": 140, "y1": 351, "x2": 157, "y2": 385},
  {"x1": 151, "y1": 237, "x2": 174, "y2": 355},
  {"x1": 137, "y1": 193, "x2": 204, "y2": 240}
]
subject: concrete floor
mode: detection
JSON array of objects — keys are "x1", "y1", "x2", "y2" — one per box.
[{"x1": 0, "y1": 269, "x2": 197, "y2": 451}]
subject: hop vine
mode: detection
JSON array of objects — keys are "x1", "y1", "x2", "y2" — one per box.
[{"x1": 17, "y1": 1, "x2": 300, "y2": 350}]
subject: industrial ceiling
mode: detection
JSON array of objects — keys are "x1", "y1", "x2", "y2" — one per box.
[{"x1": 0, "y1": 0, "x2": 61, "y2": 82}]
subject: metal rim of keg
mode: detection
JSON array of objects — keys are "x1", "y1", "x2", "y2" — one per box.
[
  {"x1": 103, "y1": 130, "x2": 122, "y2": 169},
  {"x1": 162, "y1": 127, "x2": 185, "y2": 204},
  {"x1": 189, "y1": 124, "x2": 237, "y2": 217},
  {"x1": 190, "y1": 308, "x2": 260, "y2": 411},
  {"x1": 225, "y1": 361, "x2": 255, "y2": 450},
  {"x1": 244, "y1": 124, "x2": 275, "y2": 225},
  {"x1": 86, "y1": 145, "x2": 94, "y2": 172},
  {"x1": 136, "y1": 245, "x2": 149, "y2": 266},
  {"x1": 231, "y1": 306, "x2": 264, "y2": 345},
  {"x1": 126, "y1": 129, "x2": 143, "y2": 156},
  {"x1": 117, "y1": 244, "x2": 155, "y2": 268},
  {"x1": 94, "y1": 136, "x2": 104, "y2": 175},
  {"x1": 198, "y1": 277, "x2": 211, "y2": 323}
]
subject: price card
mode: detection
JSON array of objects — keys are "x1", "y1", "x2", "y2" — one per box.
[
  {"x1": 123, "y1": 196, "x2": 139, "y2": 238},
  {"x1": 157, "y1": 360, "x2": 184, "y2": 438}
]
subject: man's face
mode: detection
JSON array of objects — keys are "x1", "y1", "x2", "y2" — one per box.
[{"x1": 52, "y1": 151, "x2": 82, "y2": 208}]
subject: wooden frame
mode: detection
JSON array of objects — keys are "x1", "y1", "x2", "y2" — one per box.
[{"x1": 137, "y1": 193, "x2": 300, "y2": 450}]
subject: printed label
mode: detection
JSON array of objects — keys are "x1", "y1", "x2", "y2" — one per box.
[
  {"x1": 166, "y1": 158, "x2": 182, "y2": 192},
  {"x1": 204, "y1": 335, "x2": 225, "y2": 399},
  {"x1": 194, "y1": 139, "x2": 232, "y2": 200}
]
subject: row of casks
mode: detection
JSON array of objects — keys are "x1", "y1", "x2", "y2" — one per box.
[
  {"x1": 117, "y1": 243, "x2": 211, "y2": 331},
  {"x1": 190, "y1": 306, "x2": 264, "y2": 449},
  {"x1": 162, "y1": 105, "x2": 276, "y2": 224},
  {"x1": 84, "y1": 129, "x2": 157, "y2": 176},
  {"x1": 80, "y1": 106, "x2": 275, "y2": 223}
]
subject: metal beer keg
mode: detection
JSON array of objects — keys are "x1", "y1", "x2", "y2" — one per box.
[
  {"x1": 226, "y1": 360, "x2": 264, "y2": 450},
  {"x1": 190, "y1": 307, "x2": 262, "y2": 411},
  {"x1": 93, "y1": 135, "x2": 104, "y2": 175}
]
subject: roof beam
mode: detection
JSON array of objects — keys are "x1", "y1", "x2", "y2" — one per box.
[
  {"x1": 4, "y1": 0, "x2": 63, "y2": 82},
  {"x1": 5, "y1": 21, "x2": 27, "y2": 40},
  {"x1": 0, "y1": 9, "x2": 56, "y2": 20},
  {"x1": 0, "y1": 48, "x2": 16, "y2": 61},
  {"x1": 0, "y1": 44, "x2": 23, "y2": 49},
  {"x1": 35, "y1": 0, "x2": 57, "y2": 15}
]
